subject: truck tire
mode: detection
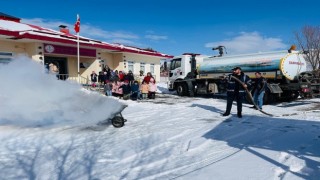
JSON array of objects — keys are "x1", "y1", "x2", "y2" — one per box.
[
  {"x1": 176, "y1": 83, "x2": 187, "y2": 96},
  {"x1": 263, "y1": 91, "x2": 276, "y2": 104},
  {"x1": 281, "y1": 90, "x2": 298, "y2": 102}
]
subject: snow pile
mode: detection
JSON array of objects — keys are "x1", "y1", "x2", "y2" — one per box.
[
  {"x1": 0, "y1": 56, "x2": 125, "y2": 127},
  {"x1": 0, "y1": 19, "x2": 36, "y2": 31}
]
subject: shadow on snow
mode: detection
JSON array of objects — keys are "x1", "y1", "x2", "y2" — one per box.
[{"x1": 203, "y1": 116, "x2": 320, "y2": 179}]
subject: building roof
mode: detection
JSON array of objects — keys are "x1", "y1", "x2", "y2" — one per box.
[
  {"x1": 0, "y1": 18, "x2": 173, "y2": 58},
  {"x1": 0, "y1": 12, "x2": 20, "y2": 22}
]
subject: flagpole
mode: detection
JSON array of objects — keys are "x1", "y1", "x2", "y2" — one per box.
[
  {"x1": 77, "y1": 31, "x2": 80, "y2": 83},
  {"x1": 76, "y1": 14, "x2": 80, "y2": 84}
]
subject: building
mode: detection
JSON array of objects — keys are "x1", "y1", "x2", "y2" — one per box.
[{"x1": 0, "y1": 12, "x2": 173, "y2": 83}]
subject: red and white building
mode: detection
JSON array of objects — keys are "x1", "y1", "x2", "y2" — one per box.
[{"x1": 0, "y1": 12, "x2": 173, "y2": 82}]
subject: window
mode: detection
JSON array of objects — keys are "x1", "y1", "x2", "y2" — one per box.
[
  {"x1": 150, "y1": 64, "x2": 155, "y2": 74},
  {"x1": 128, "y1": 61, "x2": 134, "y2": 74},
  {"x1": 140, "y1": 62, "x2": 145, "y2": 75},
  {"x1": 0, "y1": 52, "x2": 13, "y2": 64},
  {"x1": 170, "y1": 58, "x2": 181, "y2": 70}
]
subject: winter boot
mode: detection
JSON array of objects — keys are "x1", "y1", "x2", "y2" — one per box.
[{"x1": 222, "y1": 112, "x2": 230, "y2": 116}]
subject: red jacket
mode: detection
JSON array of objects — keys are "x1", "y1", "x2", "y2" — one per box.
[
  {"x1": 143, "y1": 76, "x2": 155, "y2": 84},
  {"x1": 119, "y1": 73, "x2": 124, "y2": 81}
]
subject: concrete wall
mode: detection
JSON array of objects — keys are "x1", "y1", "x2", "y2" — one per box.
[
  {"x1": 0, "y1": 41, "x2": 44, "y2": 64},
  {"x1": 25, "y1": 42, "x2": 44, "y2": 63},
  {"x1": 0, "y1": 41, "x2": 28, "y2": 55},
  {"x1": 122, "y1": 53, "x2": 161, "y2": 82},
  {"x1": 68, "y1": 56, "x2": 98, "y2": 79},
  {"x1": 100, "y1": 52, "x2": 114, "y2": 69},
  {"x1": 112, "y1": 53, "x2": 123, "y2": 71}
]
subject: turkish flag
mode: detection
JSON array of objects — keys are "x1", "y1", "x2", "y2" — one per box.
[{"x1": 74, "y1": 14, "x2": 80, "y2": 33}]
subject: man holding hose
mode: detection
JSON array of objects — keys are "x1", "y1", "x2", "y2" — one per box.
[{"x1": 222, "y1": 67, "x2": 252, "y2": 118}]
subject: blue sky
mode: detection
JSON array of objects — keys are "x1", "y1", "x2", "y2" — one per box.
[{"x1": 2, "y1": 0, "x2": 320, "y2": 56}]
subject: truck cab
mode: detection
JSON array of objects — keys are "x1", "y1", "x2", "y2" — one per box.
[{"x1": 168, "y1": 53, "x2": 207, "y2": 90}]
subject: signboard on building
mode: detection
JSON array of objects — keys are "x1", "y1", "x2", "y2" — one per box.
[{"x1": 44, "y1": 44, "x2": 96, "y2": 57}]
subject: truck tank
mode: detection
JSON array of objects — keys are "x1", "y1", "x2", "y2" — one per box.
[{"x1": 198, "y1": 51, "x2": 307, "y2": 80}]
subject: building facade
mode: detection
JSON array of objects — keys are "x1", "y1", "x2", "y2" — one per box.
[{"x1": 0, "y1": 12, "x2": 173, "y2": 83}]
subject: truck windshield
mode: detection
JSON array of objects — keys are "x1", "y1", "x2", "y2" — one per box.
[{"x1": 170, "y1": 58, "x2": 181, "y2": 70}]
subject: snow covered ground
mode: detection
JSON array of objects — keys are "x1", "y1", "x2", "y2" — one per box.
[{"x1": 0, "y1": 57, "x2": 319, "y2": 179}]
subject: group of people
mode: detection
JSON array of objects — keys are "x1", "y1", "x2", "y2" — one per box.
[
  {"x1": 91, "y1": 69, "x2": 157, "y2": 100},
  {"x1": 90, "y1": 66, "x2": 135, "y2": 88},
  {"x1": 222, "y1": 66, "x2": 267, "y2": 118}
]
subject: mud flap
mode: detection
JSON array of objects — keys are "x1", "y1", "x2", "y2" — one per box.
[{"x1": 186, "y1": 81, "x2": 195, "y2": 97}]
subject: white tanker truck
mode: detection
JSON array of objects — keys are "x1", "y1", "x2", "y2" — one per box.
[{"x1": 168, "y1": 47, "x2": 314, "y2": 103}]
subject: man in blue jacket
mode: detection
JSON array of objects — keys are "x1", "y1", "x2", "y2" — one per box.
[{"x1": 222, "y1": 67, "x2": 252, "y2": 118}]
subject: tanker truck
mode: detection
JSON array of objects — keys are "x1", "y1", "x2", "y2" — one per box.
[{"x1": 168, "y1": 49, "x2": 313, "y2": 103}]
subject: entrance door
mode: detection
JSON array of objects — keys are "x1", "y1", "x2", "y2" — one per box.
[{"x1": 44, "y1": 56, "x2": 68, "y2": 80}]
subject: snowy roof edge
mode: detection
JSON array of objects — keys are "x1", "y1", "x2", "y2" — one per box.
[{"x1": 0, "y1": 19, "x2": 173, "y2": 58}]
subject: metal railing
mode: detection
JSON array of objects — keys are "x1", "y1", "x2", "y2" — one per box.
[{"x1": 56, "y1": 74, "x2": 91, "y2": 90}]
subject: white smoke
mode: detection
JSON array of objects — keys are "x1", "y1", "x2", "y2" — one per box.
[{"x1": 0, "y1": 56, "x2": 125, "y2": 127}]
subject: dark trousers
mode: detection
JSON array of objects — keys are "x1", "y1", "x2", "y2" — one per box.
[
  {"x1": 148, "y1": 92, "x2": 155, "y2": 99},
  {"x1": 123, "y1": 94, "x2": 130, "y2": 100},
  {"x1": 225, "y1": 93, "x2": 244, "y2": 114},
  {"x1": 131, "y1": 92, "x2": 138, "y2": 100}
]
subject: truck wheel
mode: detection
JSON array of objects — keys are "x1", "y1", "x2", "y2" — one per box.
[
  {"x1": 292, "y1": 91, "x2": 300, "y2": 99},
  {"x1": 176, "y1": 83, "x2": 187, "y2": 96},
  {"x1": 263, "y1": 91, "x2": 276, "y2": 104}
]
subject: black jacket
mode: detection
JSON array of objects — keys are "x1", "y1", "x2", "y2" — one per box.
[
  {"x1": 226, "y1": 72, "x2": 251, "y2": 94},
  {"x1": 120, "y1": 84, "x2": 131, "y2": 94},
  {"x1": 253, "y1": 77, "x2": 267, "y2": 94},
  {"x1": 124, "y1": 73, "x2": 135, "y2": 82}
]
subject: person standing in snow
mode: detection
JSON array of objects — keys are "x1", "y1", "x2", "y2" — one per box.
[
  {"x1": 106, "y1": 66, "x2": 111, "y2": 81},
  {"x1": 90, "y1": 71, "x2": 98, "y2": 87},
  {"x1": 102, "y1": 71, "x2": 107, "y2": 85},
  {"x1": 104, "y1": 80, "x2": 113, "y2": 96},
  {"x1": 143, "y1": 72, "x2": 155, "y2": 84},
  {"x1": 111, "y1": 80, "x2": 119, "y2": 97},
  {"x1": 251, "y1": 72, "x2": 267, "y2": 110},
  {"x1": 110, "y1": 70, "x2": 119, "y2": 82},
  {"x1": 124, "y1": 70, "x2": 135, "y2": 85},
  {"x1": 222, "y1": 67, "x2": 251, "y2": 118},
  {"x1": 140, "y1": 81, "x2": 149, "y2": 99},
  {"x1": 148, "y1": 78, "x2": 157, "y2": 99},
  {"x1": 98, "y1": 71, "x2": 106, "y2": 85},
  {"x1": 130, "y1": 81, "x2": 140, "y2": 100},
  {"x1": 118, "y1": 71, "x2": 124, "y2": 82},
  {"x1": 116, "y1": 81, "x2": 124, "y2": 99},
  {"x1": 120, "y1": 80, "x2": 131, "y2": 100},
  {"x1": 49, "y1": 62, "x2": 59, "y2": 79}
]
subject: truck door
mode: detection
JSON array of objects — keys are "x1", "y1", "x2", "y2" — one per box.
[{"x1": 169, "y1": 58, "x2": 182, "y2": 80}]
